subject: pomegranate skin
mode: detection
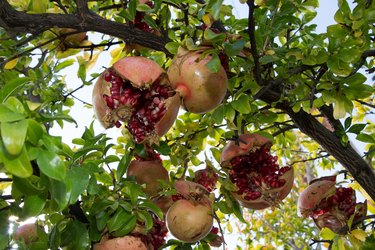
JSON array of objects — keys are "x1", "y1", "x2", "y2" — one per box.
[
  {"x1": 93, "y1": 236, "x2": 148, "y2": 250},
  {"x1": 167, "y1": 47, "x2": 228, "y2": 113},
  {"x1": 126, "y1": 159, "x2": 169, "y2": 196},
  {"x1": 220, "y1": 134, "x2": 272, "y2": 168},
  {"x1": 13, "y1": 223, "x2": 39, "y2": 245},
  {"x1": 166, "y1": 199, "x2": 213, "y2": 243},
  {"x1": 174, "y1": 180, "x2": 210, "y2": 199}
]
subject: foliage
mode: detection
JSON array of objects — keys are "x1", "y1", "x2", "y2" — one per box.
[{"x1": 0, "y1": 0, "x2": 375, "y2": 249}]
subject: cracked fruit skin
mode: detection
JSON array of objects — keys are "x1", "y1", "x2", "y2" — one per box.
[
  {"x1": 220, "y1": 133, "x2": 294, "y2": 210},
  {"x1": 92, "y1": 56, "x2": 180, "y2": 144},
  {"x1": 167, "y1": 47, "x2": 228, "y2": 114}
]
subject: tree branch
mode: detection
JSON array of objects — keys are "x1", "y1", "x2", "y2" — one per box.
[{"x1": 0, "y1": 0, "x2": 171, "y2": 55}]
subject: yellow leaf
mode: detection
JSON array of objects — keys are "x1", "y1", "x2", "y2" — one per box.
[
  {"x1": 350, "y1": 229, "x2": 367, "y2": 242},
  {"x1": 202, "y1": 14, "x2": 214, "y2": 27},
  {"x1": 4, "y1": 58, "x2": 18, "y2": 70},
  {"x1": 320, "y1": 227, "x2": 336, "y2": 240}
]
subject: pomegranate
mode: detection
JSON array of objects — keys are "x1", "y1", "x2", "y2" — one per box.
[
  {"x1": 92, "y1": 56, "x2": 181, "y2": 144},
  {"x1": 220, "y1": 134, "x2": 294, "y2": 210},
  {"x1": 167, "y1": 47, "x2": 228, "y2": 113},
  {"x1": 13, "y1": 223, "x2": 39, "y2": 245},
  {"x1": 298, "y1": 175, "x2": 367, "y2": 234},
  {"x1": 126, "y1": 149, "x2": 169, "y2": 196},
  {"x1": 193, "y1": 165, "x2": 218, "y2": 192},
  {"x1": 166, "y1": 180, "x2": 213, "y2": 243}
]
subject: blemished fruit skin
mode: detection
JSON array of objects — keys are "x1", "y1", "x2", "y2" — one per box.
[
  {"x1": 13, "y1": 223, "x2": 39, "y2": 245},
  {"x1": 167, "y1": 47, "x2": 228, "y2": 114},
  {"x1": 220, "y1": 133, "x2": 294, "y2": 210},
  {"x1": 92, "y1": 56, "x2": 180, "y2": 144}
]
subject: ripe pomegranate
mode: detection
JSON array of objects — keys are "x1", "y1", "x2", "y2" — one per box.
[
  {"x1": 166, "y1": 180, "x2": 213, "y2": 243},
  {"x1": 298, "y1": 175, "x2": 367, "y2": 234},
  {"x1": 126, "y1": 149, "x2": 169, "y2": 196},
  {"x1": 193, "y1": 165, "x2": 218, "y2": 192},
  {"x1": 167, "y1": 47, "x2": 228, "y2": 113},
  {"x1": 220, "y1": 134, "x2": 294, "y2": 210},
  {"x1": 13, "y1": 223, "x2": 39, "y2": 245},
  {"x1": 92, "y1": 56, "x2": 180, "y2": 144}
]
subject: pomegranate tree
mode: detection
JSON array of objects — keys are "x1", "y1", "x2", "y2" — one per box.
[
  {"x1": 220, "y1": 133, "x2": 294, "y2": 210},
  {"x1": 126, "y1": 149, "x2": 169, "y2": 196},
  {"x1": 167, "y1": 47, "x2": 228, "y2": 113},
  {"x1": 92, "y1": 56, "x2": 180, "y2": 144},
  {"x1": 298, "y1": 175, "x2": 367, "y2": 234},
  {"x1": 166, "y1": 180, "x2": 214, "y2": 243}
]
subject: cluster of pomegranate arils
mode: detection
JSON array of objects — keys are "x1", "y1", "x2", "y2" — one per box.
[
  {"x1": 298, "y1": 175, "x2": 367, "y2": 234},
  {"x1": 193, "y1": 165, "x2": 218, "y2": 192},
  {"x1": 220, "y1": 133, "x2": 294, "y2": 210}
]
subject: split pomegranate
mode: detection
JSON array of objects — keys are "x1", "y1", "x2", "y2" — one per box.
[
  {"x1": 13, "y1": 223, "x2": 39, "y2": 245},
  {"x1": 220, "y1": 134, "x2": 294, "y2": 210},
  {"x1": 298, "y1": 175, "x2": 367, "y2": 234},
  {"x1": 92, "y1": 56, "x2": 180, "y2": 144},
  {"x1": 166, "y1": 180, "x2": 214, "y2": 243},
  {"x1": 126, "y1": 149, "x2": 169, "y2": 196},
  {"x1": 193, "y1": 165, "x2": 218, "y2": 192},
  {"x1": 167, "y1": 47, "x2": 228, "y2": 113}
]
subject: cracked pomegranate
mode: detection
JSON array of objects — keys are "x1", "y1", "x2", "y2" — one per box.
[
  {"x1": 193, "y1": 165, "x2": 218, "y2": 192},
  {"x1": 166, "y1": 180, "x2": 213, "y2": 243},
  {"x1": 92, "y1": 57, "x2": 180, "y2": 144},
  {"x1": 220, "y1": 134, "x2": 294, "y2": 210},
  {"x1": 167, "y1": 47, "x2": 228, "y2": 113},
  {"x1": 126, "y1": 149, "x2": 169, "y2": 196},
  {"x1": 298, "y1": 175, "x2": 367, "y2": 234}
]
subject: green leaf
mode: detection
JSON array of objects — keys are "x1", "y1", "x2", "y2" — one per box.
[
  {"x1": 356, "y1": 133, "x2": 375, "y2": 143},
  {"x1": 50, "y1": 178, "x2": 70, "y2": 210},
  {"x1": 0, "y1": 104, "x2": 25, "y2": 122},
  {"x1": 0, "y1": 144, "x2": 32, "y2": 178},
  {"x1": 36, "y1": 149, "x2": 66, "y2": 181},
  {"x1": 116, "y1": 151, "x2": 133, "y2": 180},
  {"x1": 347, "y1": 123, "x2": 366, "y2": 134},
  {"x1": 203, "y1": 29, "x2": 226, "y2": 43},
  {"x1": 22, "y1": 194, "x2": 47, "y2": 217},
  {"x1": 4, "y1": 96, "x2": 25, "y2": 114},
  {"x1": 39, "y1": 113, "x2": 77, "y2": 126},
  {"x1": 231, "y1": 94, "x2": 251, "y2": 114},
  {"x1": 1, "y1": 119, "x2": 28, "y2": 156},
  {"x1": 27, "y1": 119, "x2": 45, "y2": 145},
  {"x1": 54, "y1": 59, "x2": 75, "y2": 72},
  {"x1": 137, "y1": 209, "x2": 154, "y2": 231},
  {"x1": 112, "y1": 215, "x2": 137, "y2": 237},
  {"x1": 66, "y1": 167, "x2": 90, "y2": 204},
  {"x1": 205, "y1": 53, "x2": 221, "y2": 73},
  {"x1": 0, "y1": 77, "x2": 29, "y2": 103},
  {"x1": 224, "y1": 39, "x2": 245, "y2": 56},
  {"x1": 107, "y1": 208, "x2": 132, "y2": 232},
  {"x1": 165, "y1": 42, "x2": 179, "y2": 55},
  {"x1": 77, "y1": 63, "x2": 86, "y2": 83}
]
